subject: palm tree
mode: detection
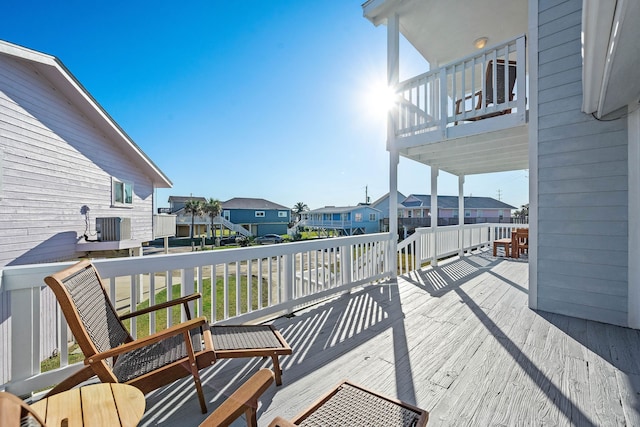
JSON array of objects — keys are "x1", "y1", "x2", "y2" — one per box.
[
  {"x1": 204, "y1": 198, "x2": 222, "y2": 242},
  {"x1": 292, "y1": 202, "x2": 309, "y2": 222},
  {"x1": 184, "y1": 199, "x2": 204, "y2": 240}
]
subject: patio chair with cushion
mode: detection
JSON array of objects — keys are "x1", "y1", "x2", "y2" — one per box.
[
  {"x1": 455, "y1": 59, "x2": 517, "y2": 124},
  {"x1": 43, "y1": 259, "x2": 291, "y2": 414}
]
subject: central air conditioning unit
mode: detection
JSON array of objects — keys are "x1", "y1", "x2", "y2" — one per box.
[{"x1": 96, "y1": 217, "x2": 131, "y2": 241}]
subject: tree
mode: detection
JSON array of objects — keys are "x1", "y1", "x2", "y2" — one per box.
[
  {"x1": 204, "y1": 198, "x2": 222, "y2": 242},
  {"x1": 292, "y1": 202, "x2": 309, "y2": 222},
  {"x1": 184, "y1": 199, "x2": 204, "y2": 240},
  {"x1": 513, "y1": 203, "x2": 529, "y2": 221}
]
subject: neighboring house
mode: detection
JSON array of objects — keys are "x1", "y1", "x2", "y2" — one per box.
[
  {"x1": 168, "y1": 196, "x2": 209, "y2": 237},
  {"x1": 0, "y1": 40, "x2": 172, "y2": 268},
  {"x1": 221, "y1": 197, "x2": 290, "y2": 237},
  {"x1": 363, "y1": 0, "x2": 640, "y2": 329},
  {"x1": 370, "y1": 191, "x2": 406, "y2": 231},
  {"x1": 400, "y1": 194, "x2": 515, "y2": 225},
  {"x1": 301, "y1": 205, "x2": 382, "y2": 236}
]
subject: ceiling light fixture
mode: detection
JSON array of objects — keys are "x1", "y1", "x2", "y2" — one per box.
[{"x1": 474, "y1": 37, "x2": 488, "y2": 49}]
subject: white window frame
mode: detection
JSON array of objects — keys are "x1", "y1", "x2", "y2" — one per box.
[
  {"x1": 223, "y1": 210, "x2": 230, "y2": 221},
  {"x1": 255, "y1": 211, "x2": 265, "y2": 217},
  {"x1": 355, "y1": 213, "x2": 363, "y2": 222},
  {"x1": 112, "y1": 177, "x2": 133, "y2": 208},
  {"x1": 278, "y1": 211, "x2": 288, "y2": 218}
]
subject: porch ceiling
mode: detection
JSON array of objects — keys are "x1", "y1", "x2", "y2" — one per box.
[
  {"x1": 363, "y1": 0, "x2": 528, "y2": 66},
  {"x1": 398, "y1": 124, "x2": 529, "y2": 176}
]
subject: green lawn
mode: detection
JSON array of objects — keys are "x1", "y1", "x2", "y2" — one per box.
[{"x1": 124, "y1": 275, "x2": 270, "y2": 338}]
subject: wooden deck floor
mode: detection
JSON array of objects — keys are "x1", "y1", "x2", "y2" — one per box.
[{"x1": 139, "y1": 250, "x2": 640, "y2": 426}]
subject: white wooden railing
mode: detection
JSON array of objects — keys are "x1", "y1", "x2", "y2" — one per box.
[
  {"x1": 396, "y1": 223, "x2": 529, "y2": 275},
  {"x1": 395, "y1": 35, "x2": 527, "y2": 138},
  {"x1": 0, "y1": 233, "x2": 393, "y2": 395}
]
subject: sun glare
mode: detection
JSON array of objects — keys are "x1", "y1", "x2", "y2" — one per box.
[{"x1": 363, "y1": 81, "x2": 397, "y2": 120}]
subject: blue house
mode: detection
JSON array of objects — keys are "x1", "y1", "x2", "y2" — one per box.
[
  {"x1": 301, "y1": 205, "x2": 382, "y2": 236},
  {"x1": 222, "y1": 197, "x2": 290, "y2": 237}
]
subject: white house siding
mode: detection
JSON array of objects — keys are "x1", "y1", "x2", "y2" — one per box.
[
  {"x1": 536, "y1": 0, "x2": 628, "y2": 325},
  {"x1": 0, "y1": 54, "x2": 155, "y2": 384},
  {"x1": 0, "y1": 55, "x2": 154, "y2": 268}
]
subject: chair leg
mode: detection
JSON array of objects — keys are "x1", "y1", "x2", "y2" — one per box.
[
  {"x1": 271, "y1": 355, "x2": 282, "y2": 386},
  {"x1": 245, "y1": 406, "x2": 258, "y2": 427}
]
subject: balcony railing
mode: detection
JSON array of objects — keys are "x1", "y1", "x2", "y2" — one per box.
[
  {"x1": 1, "y1": 233, "x2": 393, "y2": 395},
  {"x1": 395, "y1": 35, "x2": 527, "y2": 138},
  {"x1": 397, "y1": 223, "x2": 528, "y2": 275}
]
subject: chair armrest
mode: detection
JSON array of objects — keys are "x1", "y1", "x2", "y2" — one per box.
[
  {"x1": 199, "y1": 369, "x2": 275, "y2": 427},
  {"x1": 119, "y1": 293, "x2": 202, "y2": 321},
  {"x1": 267, "y1": 417, "x2": 297, "y2": 427},
  {"x1": 86, "y1": 316, "x2": 209, "y2": 364}
]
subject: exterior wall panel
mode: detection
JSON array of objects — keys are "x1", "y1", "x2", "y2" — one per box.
[
  {"x1": 536, "y1": 0, "x2": 628, "y2": 325},
  {"x1": 0, "y1": 55, "x2": 154, "y2": 268}
]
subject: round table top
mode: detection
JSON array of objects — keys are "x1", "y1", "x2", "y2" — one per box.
[{"x1": 31, "y1": 383, "x2": 145, "y2": 426}]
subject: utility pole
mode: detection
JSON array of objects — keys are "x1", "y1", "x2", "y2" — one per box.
[{"x1": 497, "y1": 189, "x2": 502, "y2": 201}]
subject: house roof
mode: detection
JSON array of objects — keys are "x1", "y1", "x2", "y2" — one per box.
[
  {"x1": 370, "y1": 191, "x2": 407, "y2": 208},
  {"x1": 401, "y1": 194, "x2": 516, "y2": 210},
  {"x1": 0, "y1": 40, "x2": 172, "y2": 188},
  {"x1": 222, "y1": 198, "x2": 289, "y2": 210},
  {"x1": 307, "y1": 205, "x2": 382, "y2": 214},
  {"x1": 168, "y1": 196, "x2": 207, "y2": 204}
]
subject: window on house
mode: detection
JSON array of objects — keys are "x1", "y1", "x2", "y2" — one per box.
[
  {"x1": 278, "y1": 211, "x2": 288, "y2": 218},
  {"x1": 369, "y1": 213, "x2": 376, "y2": 221},
  {"x1": 453, "y1": 210, "x2": 458, "y2": 218},
  {"x1": 112, "y1": 178, "x2": 133, "y2": 207},
  {"x1": 355, "y1": 213, "x2": 363, "y2": 222},
  {"x1": 223, "y1": 210, "x2": 230, "y2": 221},
  {"x1": 255, "y1": 211, "x2": 265, "y2": 217},
  {"x1": 465, "y1": 210, "x2": 471, "y2": 217},
  {"x1": 477, "y1": 210, "x2": 483, "y2": 217}
]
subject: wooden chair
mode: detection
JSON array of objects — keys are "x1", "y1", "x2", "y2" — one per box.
[
  {"x1": 44, "y1": 260, "x2": 291, "y2": 414},
  {"x1": 198, "y1": 369, "x2": 275, "y2": 427},
  {"x1": 267, "y1": 380, "x2": 429, "y2": 427},
  {"x1": 514, "y1": 228, "x2": 529, "y2": 257},
  {"x1": 455, "y1": 59, "x2": 517, "y2": 124},
  {"x1": 0, "y1": 392, "x2": 47, "y2": 427}
]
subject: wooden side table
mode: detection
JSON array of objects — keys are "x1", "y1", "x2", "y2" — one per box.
[
  {"x1": 493, "y1": 238, "x2": 512, "y2": 257},
  {"x1": 31, "y1": 383, "x2": 145, "y2": 426}
]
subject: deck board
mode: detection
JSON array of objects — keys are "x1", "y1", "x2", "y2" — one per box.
[{"x1": 138, "y1": 250, "x2": 640, "y2": 426}]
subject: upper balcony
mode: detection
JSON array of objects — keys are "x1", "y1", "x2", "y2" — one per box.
[{"x1": 365, "y1": 0, "x2": 529, "y2": 176}]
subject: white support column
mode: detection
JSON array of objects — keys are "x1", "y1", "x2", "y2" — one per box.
[
  {"x1": 458, "y1": 175, "x2": 465, "y2": 257},
  {"x1": 431, "y1": 167, "x2": 439, "y2": 266},
  {"x1": 387, "y1": 13, "x2": 400, "y2": 279},
  {"x1": 629, "y1": 106, "x2": 640, "y2": 329}
]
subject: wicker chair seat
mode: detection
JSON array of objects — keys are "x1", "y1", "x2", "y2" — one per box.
[
  {"x1": 113, "y1": 330, "x2": 203, "y2": 383},
  {"x1": 297, "y1": 383, "x2": 424, "y2": 427}
]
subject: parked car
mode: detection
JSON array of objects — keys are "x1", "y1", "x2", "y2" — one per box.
[
  {"x1": 255, "y1": 234, "x2": 283, "y2": 244},
  {"x1": 219, "y1": 234, "x2": 243, "y2": 246}
]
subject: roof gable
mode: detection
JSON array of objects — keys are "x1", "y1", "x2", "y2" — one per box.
[{"x1": 0, "y1": 39, "x2": 171, "y2": 188}]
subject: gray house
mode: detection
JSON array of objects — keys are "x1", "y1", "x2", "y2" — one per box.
[
  {"x1": 363, "y1": 0, "x2": 640, "y2": 329},
  {"x1": 0, "y1": 40, "x2": 172, "y2": 268}
]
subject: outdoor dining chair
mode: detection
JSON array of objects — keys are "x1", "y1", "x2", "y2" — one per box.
[{"x1": 43, "y1": 259, "x2": 291, "y2": 414}]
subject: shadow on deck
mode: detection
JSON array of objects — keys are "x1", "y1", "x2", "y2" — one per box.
[{"x1": 140, "y1": 250, "x2": 640, "y2": 426}]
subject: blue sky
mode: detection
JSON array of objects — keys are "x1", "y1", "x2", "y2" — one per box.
[{"x1": 4, "y1": 1, "x2": 528, "y2": 210}]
